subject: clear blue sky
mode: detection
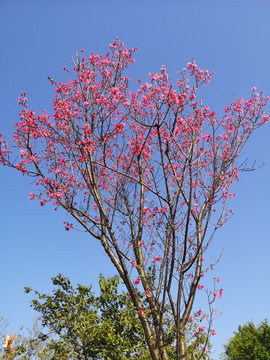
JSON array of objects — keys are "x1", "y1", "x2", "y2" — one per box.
[{"x1": 0, "y1": 1, "x2": 269, "y2": 358}]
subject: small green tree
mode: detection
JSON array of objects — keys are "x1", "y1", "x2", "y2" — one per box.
[
  {"x1": 223, "y1": 319, "x2": 270, "y2": 360},
  {"x1": 22, "y1": 274, "x2": 152, "y2": 359}
]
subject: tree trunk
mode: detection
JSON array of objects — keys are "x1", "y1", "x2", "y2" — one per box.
[
  {"x1": 179, "y1": 336, "x2": 187, "y2": 360},
  {"x1": 177, "y1": 327, "x2": 187, "y2": 360}
]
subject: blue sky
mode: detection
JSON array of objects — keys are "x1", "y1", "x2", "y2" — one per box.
[{"x1": 0, "y1": 0, "x2": 269, "y2": 358}]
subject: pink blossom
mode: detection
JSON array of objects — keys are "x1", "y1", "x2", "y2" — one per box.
[
  {"x1": 216, "y1": 277, "x2": 221, "y2": 283},
  {"x1": 211, "y1": 329, "x2": 216, "y2": 336},
  {"x1": 219, "y1": 288, "x2": 223, "y2": 299},
  {"x1": 134, "y1": 278, "x2": 141, "y2": 285},
  {"x1": 29, "y1": 192, "x2": 35, "y2": 200},
  {"x1": 138, "y1": 308, "x2": 144, "y2": 315},
  {"x1": 152, "y1": 256, "x2": 160, "y2": 263},
  {"x1": 63, "y1": 222, "x2": 74, "y2": 231},
  {"x1": 113, "y1": 122, "x2": 125, "y2": 133}
]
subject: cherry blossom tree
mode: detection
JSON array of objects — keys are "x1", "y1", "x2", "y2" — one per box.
[{"x1": 0, "y1": 39, "x2": 268, "y2": 360}]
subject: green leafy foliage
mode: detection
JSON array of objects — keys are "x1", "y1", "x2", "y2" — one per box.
[
  {"x1": 223, "y1": 319, "x2": 270, "y2": 360},
  {"x1": 20, "y1": 274, "x2": 151, "y2": 359}
]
